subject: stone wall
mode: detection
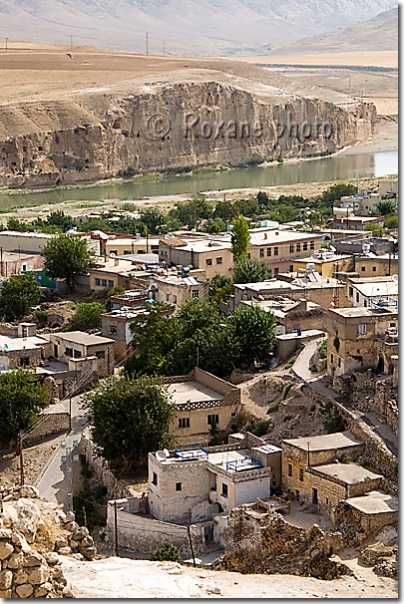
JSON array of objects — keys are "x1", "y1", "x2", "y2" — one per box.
[
  {"x1": 332, "y1": 501, "x2": 398, "y2": 547},
  {"x1": 78, "y1": 430, "x2": 132, "y2": 500},
  {"x1": 22, "y1": 413, "x2": 70, "y2": 448},
  {"x1": 106, "y1": 500, "x2": 205, "y2": 556}
]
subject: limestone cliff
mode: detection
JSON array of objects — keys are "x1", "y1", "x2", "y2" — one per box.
[{"x1": 0, "y1": 68, "x2": 377, "y2": 189}]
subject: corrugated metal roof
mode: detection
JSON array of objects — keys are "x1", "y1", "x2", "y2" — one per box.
[{"x1": 183, "y1": 276, "x2": 198, "y2": 286}]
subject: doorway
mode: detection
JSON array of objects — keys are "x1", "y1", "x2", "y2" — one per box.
[{"x1": 312, "y1": 488, "x2": 318, "y2": 505}]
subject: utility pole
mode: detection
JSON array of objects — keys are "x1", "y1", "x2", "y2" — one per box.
[
  {"x1": 19, "y1": 430, "x2": 25, "y2": 486},
  {"x1": 114, "y1": 500, "x2": 119, "y2": 557},
  {"x1": 69, "y1": 397, "x2": 72, "y2": 433},
  {"x1": 146, "y1": 33, "x2": 149, "y2": 56}
]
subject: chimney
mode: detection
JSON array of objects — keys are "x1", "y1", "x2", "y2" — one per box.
[{"x1": 114, "y1": 258, "x2": 119, "y2": 266}]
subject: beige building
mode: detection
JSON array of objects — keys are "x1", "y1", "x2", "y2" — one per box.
[
  {"x1": 88, "y1": 257, "x2": 136, "y2": 291},
  {"x1": 0, "y1": 324, "x2": 51, "y2": 371},
  {"x1": 326, "y1": 305, "x2": 398, "y2": 377},
  {"x1": 105, "y1": 236, "x2": 159, "y2": 257},
  {"x1": 148, "y1": 432, "x2": 280, "y2": 524},
  {"x1": 247, "y1": 228, "x2": 323, "y2": 276},
  {"x1": 0, "y1": 251, "x2": 44, "y2": 277},
  {"x1": 354, "y1": 254, "x2": 398, "y2": 278},
  {"x1": 159, "y1": 237, "x2": 233, "y2": 280},
  {"x1": 166, "y1": 368, "x2": 241, "y2": 447},
  {"x1": 43, "y1": 331, "x2": 115, "y2": 376}
]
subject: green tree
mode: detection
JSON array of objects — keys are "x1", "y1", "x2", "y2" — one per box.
[
  {"x1": 375, "y1": 199, "x2": 398, "y2": 216},
  {"x1": 364, "y1": 223, "x2": 386, "y2": 237},
  {"x1": 384, "y1": 214, "x2": 399, "y2": 229},
  {"x1": 65, "y1": 302, "x2": 105, "y2": 332},
  {"x1": 209, "y1": 273, "x2": 233, "y2": 303},
  {"x1": 321, "y1": 183, "x2": 357, "y2": 204},
  {"x1": 0, "y1": 370, "x2": 50, "y2": 447},
  {"x1": 45, "y1": 210, "x2": 75, "y2": 232},
  {"x1": 140, "y1": 208, "x2": 165, "y2": 234},
  {"x1": 229, "y1": 303, "x2": 277, "y2": 365},
  {"x1": 0, "y1": 273, "x2": 42, "y2": 321},
  {"x1": 150, "y1": 542, "x2": 182, "y2": 563},
  {"x1": 82, "y1": 374, "x2": 175, "y2": 467},
  {"x1": 231, "y1": 215, "x2": 250, "y2": 261},
  {"x1": 43, "y1": 233, "x2": 95, "y2": 291},
  {"x1": 233, "y1": 256, "x2": 268, "y2": 284},
  {"x1": 7, "y1": 218, "x2": 35, "y2": 232}
]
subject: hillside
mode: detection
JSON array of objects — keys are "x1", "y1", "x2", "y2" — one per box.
[
  {"x1": 267, "y1": 7, "x2": 398, "y2": 55},
  {"x1": 0, "y1": 0, "x2": 398, "y2": 57}
]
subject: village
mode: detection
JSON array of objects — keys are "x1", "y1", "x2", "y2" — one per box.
[{"x1": 0, "y1": 177, "x2": 398, "y2": 597}]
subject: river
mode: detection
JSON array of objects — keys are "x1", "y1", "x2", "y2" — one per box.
[{"x1": 0, "y1": 150, "x2": 398, "y2": 210}]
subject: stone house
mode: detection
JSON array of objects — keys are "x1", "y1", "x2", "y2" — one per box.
[
  {"x1": 0, "y1": 323, "x2": 51, "y2": 371},
  {"x1": 293, "y1": 251, "x2": 354, "y2": 278},
  {"x1": 331, "y1": 215, "x2": 384, "y2": 231},
  {"x1": 165, "y1": 368, "x2": 241, "y2": 447},
  {"x1": 282, "y1": 432, "x2": 383, "y2": 513},
  {"x1": 326, "y1": 305, "x2": 398, "y2": 377},
  {"x1": 101, "y1": 307, "x2": 146, "y2": 364},
  {"x1": 148, "y1": 432, "x2": 280, "y2": 524},
  {"x1": 346, "y1": 276, "x2": 398, "y2": 308},
  {"x1": 159, "y1": 237, "x2": 233, "y2": 280},
  {"x1": 148, "y1": 272, "x2": 208, "y2": 306}
]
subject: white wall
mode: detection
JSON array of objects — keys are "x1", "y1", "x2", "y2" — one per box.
[{"x1": 234, "y1": 476, "x2": 271, "y2": 508}]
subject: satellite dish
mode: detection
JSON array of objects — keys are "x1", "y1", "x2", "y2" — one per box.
[
  {"x1": 163, "y1": 448, "x2": 170, "y2": 458},
  {"x1": 392, "y1": 274, "x2": 398, "y2": 283},
  {"x1": 156, "y1": 450, "x2": 167, "y2": 462}
]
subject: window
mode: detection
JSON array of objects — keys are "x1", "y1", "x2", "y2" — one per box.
[
  {"x1": 361, "y1": 266, "x2": 366, "y2": 272},
  {"x1": 191, "y1": 289, "x2": 199, "y2": 298},
  {"x1": 65, "y1": 347, "x2": 73, "y2": 357},
  {"x1": 289, "y1": 265, "x2": 293, "y2": 272},
  {"x1": 372, "y1": 266, "x2": 376, "y2": 272},
  {"x1": 109, "y1": 325, "x2": 117, "y2": 335},
  {"x1": 364, "y1": 300, "x2": 367, "y2": 307},
  {"x1": 216, "y1": 257, "x2": 223, "y2": 264},
  {"x1": 152, "y1": 472, "x2": 158, "y2": 486},
  {"x1": 303, "y1": 242, "x2": 308, "y2": 251},
  {"x1": 96, "y1": 351, "x2": 104, "y2": 359},
  {"x1": 325, "y1": 497, "x2": 329, "y2": 505},
  {"x1": 289, "y1": 244, "x2": 294, "y2": 253},
  {"x1": 288, "y1": 464, "x2": 292, "y2": 477},
  {"x1": 124, "y1": 280, "x2": 129, "y2": 288},
  {"x1": 260, "y1": 248, "x2": 264, "y2": 258},
  {"x1": 349, "y1": 287, "x2": 353, "y2": 297},
  {"x1": 74, "y1": 350, "x2": 81, "y2": 358},
  {"x1": 221, "y1": 483, "x2": 228, "y2": 497},
  {"x1": 296, "y1": 243, "x2": 301, "y2": 252},
  {"x1": 95, "y1": 278, "x2": 101, "y2": 286},
  {"x1": 101, "y1": 279, "x2": 107, "y2": 287},
  {"x1": 247, "y1": 253, "x2": 251, "y2": 259},
  {"x1": 267, "y1": 248, "x2": 272, "y2": 257},
  {"x1": 330, "y1": 353, "x2": 334, "y2": 363},
  {"x1": 274, "y1": 268, "x2": 279, "y2": 276},
  {"x1": 356, "y1": 293, "x2": 360, "y2": 303},
  {"x1": 274, "y1": 247, "x2": 279, "y2": 256},
  {"x1": 338, "y1": 358, "x2": 341, "y2": 367},
  {"x1": 208, "y1": 414, "x2": 219, "y2": 425},
  {"x1": 108, "y1": 280, "x2": 114, "y2": 288},
  {"x1": 299, "y1": 469, "x2": 304, "y2": 482},
  {"x1": 357, "y1": 324, "x2": 367, "y2": 335},
  {"x1": 166, "y1": 294, "x2": 170, "y2": 302},
  {"x1": 22, "y1": 264, "x2": 27, "y2": 272},
  {"x1": 124, "y1": 250, "x2": 131, "y2": 255},
  {"x1": 176, "y1": 482, "x2": 182, "y2": 492},
  {"x1": 20, "y1": 357, "x2": 29, "y2": 367},
  {"x1": 173, "y1": 295, "x2": 177, "y2": 304},
  {"x1": 110, "y1": 250, "x2": 117, "y2": 256},
  {"x1": 310, "y1": 241, "x2": 315, "y2": 250},
  {"x1": 178, "y1": 418, "x2": 190, "y2": 428},
  {"x1": 390, "y1": 323, "x2": 396, "y2": 328},
  {"x1": 206, "y1": 258, "x2": 212, "y2": 266}
]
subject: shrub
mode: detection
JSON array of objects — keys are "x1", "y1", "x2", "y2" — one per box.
[
  {"x1": 283, "y1": 415, "x2": 292, "y2": 422},
  {"x1": 252, "y1": 418, "x2": 271, "y2": 437},
  {"x1": 267, "y1": 401, "x2": 279, "y2": 414},
  {"x1": 150, "y1": 542, "x2": 182, "y2": 563},
  {"x1": 340, "y1": 454, "x2": 353, "y2": 464},
  {"x1": 333, "y1": 336, "x2": 340, "y2": 352},
  {"x1": 283, "y1": 381, "x2": 296, "y2": 399},
  {"x1": 318, "y1": 340, "x2": 327, "y2": 359},
  {"x1": 323, "y1": 413, "x2": 345, "y2": 434},
  {"x1": 284, "y1": 356, "x2": 297, "y2": 370}
]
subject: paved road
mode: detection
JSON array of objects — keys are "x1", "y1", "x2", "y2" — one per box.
[
  {"x1": 36, "y1": 394, "x2": 88, "y2": 511},
  {"x1": 292, "y1": 337, "x2": 326, "y2": 382}
]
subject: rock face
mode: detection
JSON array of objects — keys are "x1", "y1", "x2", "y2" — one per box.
[
  {"x1": 213, "y1": 504, "x2": 348, "y2": 579},
  {"x1": 0, "y1": 70, "x2": 377, "y2": 189}
]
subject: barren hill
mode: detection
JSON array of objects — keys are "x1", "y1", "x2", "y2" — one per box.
[
  {"x1": 267, "y1": 7, "x2": 398, "y2": 55},
  {"x1": 0, "y1": 0, "x2": 398, "y2": 57}
]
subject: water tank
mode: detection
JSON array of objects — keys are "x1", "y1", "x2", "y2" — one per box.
[
  {"x1": 306, "y1": 262, "x2": 315, "y2": 271},
  {"x1": 362, "y1": 244, "x2": 371, "y2": 254}
]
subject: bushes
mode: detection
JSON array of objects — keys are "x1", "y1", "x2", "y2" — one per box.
[
  {"x1": 284, "y1": 356, "x2": 297, "y2": 370},
  {"x1": 252, "y1": 418, "x2": 271, "y2": 437},
  {"x1": 318, "y1": 340, "x2": 327, "y2": 359},
  {"x1": 267, "y1": 401, "x2": 279, "y2": 414},
  {"x1": 150, "y1": 542, "x2": 182, "y2": 563},
  {"x1": 283, "y1": 381, "x2": 296, "y2": 399},
  {"x1": 323, "y1": 413, "x2": 345, "y2": 434}
]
